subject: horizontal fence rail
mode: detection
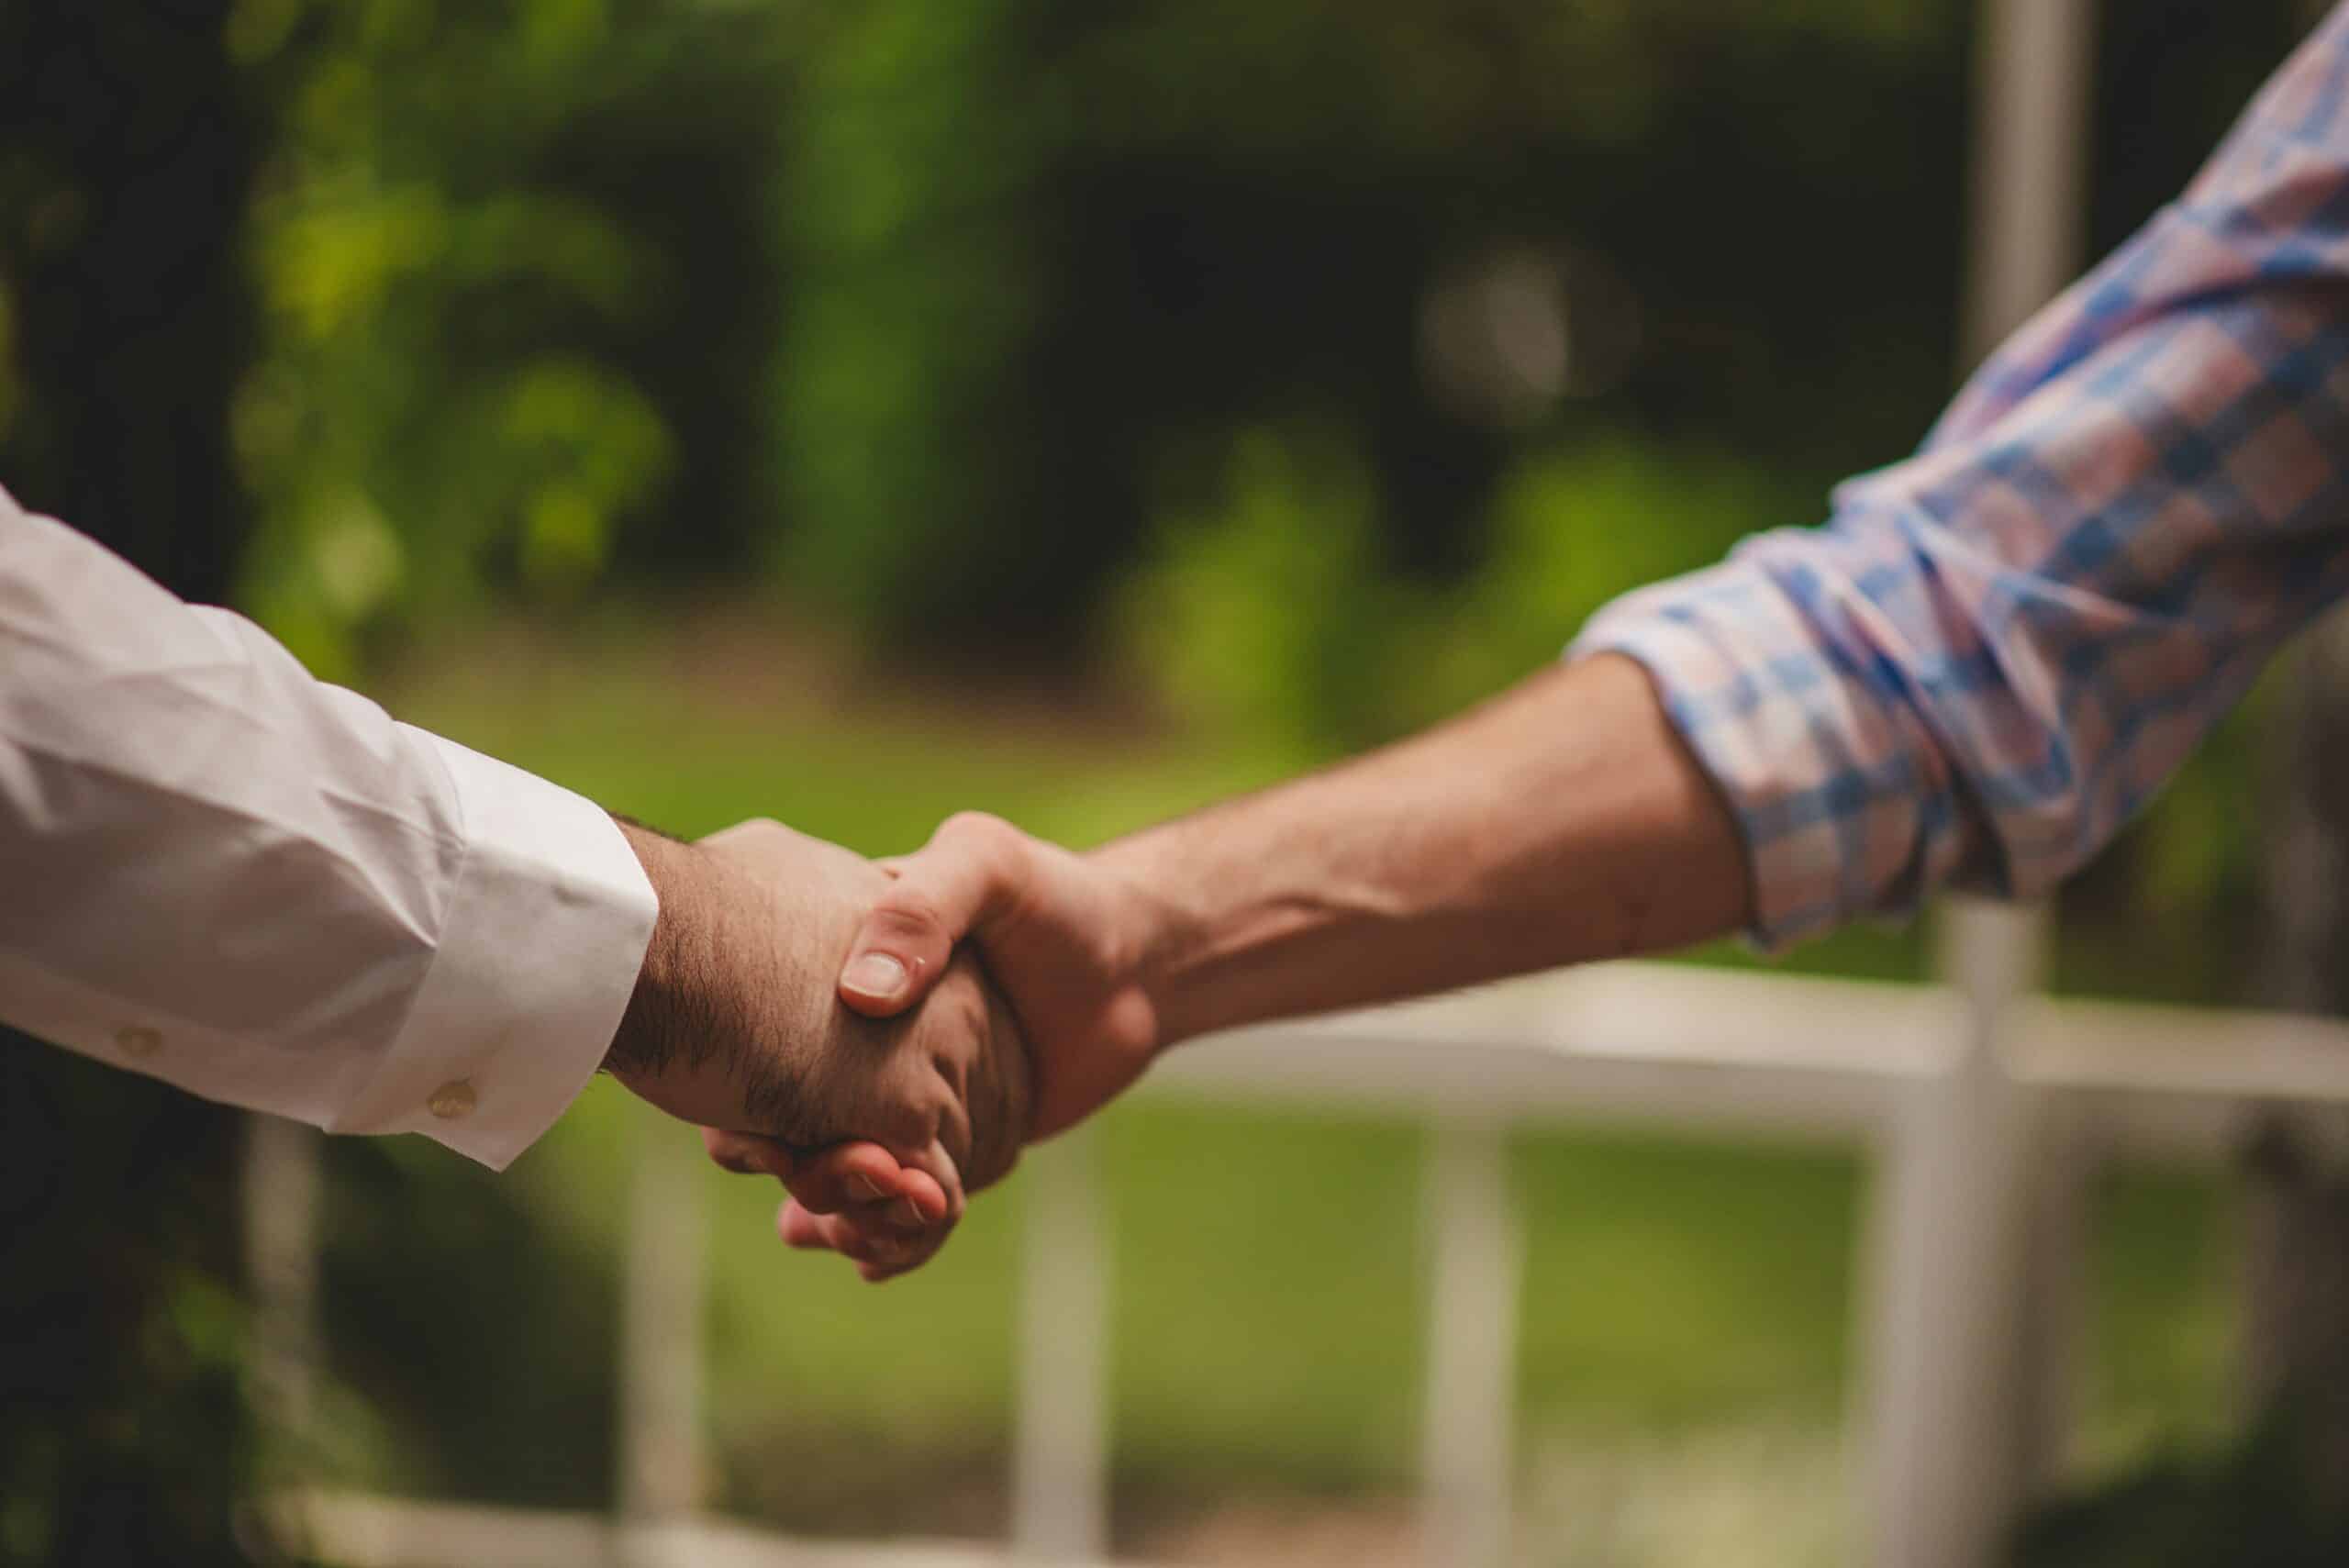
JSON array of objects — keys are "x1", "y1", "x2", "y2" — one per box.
[
  {"x1": 1143, "y1": 960, "x2": 2349, "y2": 1146},
  {"x1": 274, "y1": 1493, "x2": 1085, "y2": 1568}
]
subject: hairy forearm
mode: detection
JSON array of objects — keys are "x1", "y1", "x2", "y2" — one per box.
[
  {"x1": 1096, "y1": 654, "x2": 1753, "y2": 1046},
  {"x1": 605, "y1": 819, "x2": 714, "y2": 1083},
  {"x1": 603, "y1": 818, "x2": 810, "y2": 1133}
]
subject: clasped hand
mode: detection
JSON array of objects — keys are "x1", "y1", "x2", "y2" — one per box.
[
  {"x1": 607, "y1": 817, "x2": 1060, "y2": 1280},
  {"x1": 667, "y1": 812, "x2": 1158, "y2": 1282}
]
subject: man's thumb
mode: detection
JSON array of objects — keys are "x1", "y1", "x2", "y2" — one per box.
[{"x1": 839, "y1": 813, "x2": 1023, "y2": 1017}]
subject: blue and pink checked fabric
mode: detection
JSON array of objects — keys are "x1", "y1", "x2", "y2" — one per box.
[{"x1": 1575, "y1": 5, "x2": 2349, "y2": 949}]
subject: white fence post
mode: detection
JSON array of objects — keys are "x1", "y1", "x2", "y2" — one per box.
[
  {"x1": 1014, "y1": 1125, "x2": 1109, "y2": 1562},
  {"x1": 618, "y1": 1106, "x2": 707, "y2": 1529},
  {"x1": 1857, "y1": 899, "x2": 2048, "y2": 1568},
  {"x1": 2015, "y1": 1095, "x2": 2093, "y2": 1491},
  {"x1": 1960, "y1": 0, "x2": 2095, "y2": 357},
  {"x1": 1420, "y1": 1119, "x2": 1520, "y2": 1568},
  {"x1": 245, "y1": 1114, "x2": 322, "y2": 1454},
  {"x1": 1855, "y1": 2, "x2": 2100, "y2": 1552}
]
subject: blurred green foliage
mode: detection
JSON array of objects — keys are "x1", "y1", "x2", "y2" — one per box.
[
  {"x1": 2014, "y1": 1409, "x2": 2349, "y2": 1568},
  {"x1": 771, "y1": 0, "x2": 1980, "y2": 651},
  {"x1": 1120, "y1": 426, "x2": 1796, "y2": 751},
  {"x1": 228, "y1": 0, "x2": 791, "y2": 676},
  {"x1": 202, "y1": 0, "x2": 2312, "y2": 961},
  {"x1": 0, "y1": 0, "x2": 2319, "y2": 706},
  {"x1": 220, "y1": 0, "x2": 1993, "y2": 670},
  {"x1": 2, "y1": 6, "x2": 263, "y2": 1563}
]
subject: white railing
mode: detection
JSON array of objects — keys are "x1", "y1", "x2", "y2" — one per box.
[{"x1": 257, "y1": 896, "x2": 2349, "y2": 1568}]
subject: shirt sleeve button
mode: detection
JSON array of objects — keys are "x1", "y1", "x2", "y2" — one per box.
[
  {"x1": 427, "y1": 1080, "x2": 477, "y2": 1120},
  {"x1": 116, "y1": 1025, "x2": 163, "y2": 1058}
]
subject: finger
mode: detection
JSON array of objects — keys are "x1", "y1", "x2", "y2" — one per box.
[
  {"x1": 829, "y1": 1142, "x2": 965, "y2": 1278},
  {"x1": 838, "y1": 812, "x2": 1027, "y2": 1018},
  {"x1": 833, "y1": 1227, "x2": 912, "y2": 1267},
  {"x1": 778, "y1": 1200, "x2": 915, "y2": 1251},
  {"x1": 791, "y1": 1162, "x2": 961, "y2": 1270},
  {"x1": 778, "y1": 1140, "x2": 916, "y2": 1216},
  {"x1": 704, "y1": 1128, "x2": 762, "y2": 1175},
  {"x1": 812, "y1": 1142, "x2": 959, "y2": 1233},
  {"x1": 818, "y1": 1191, "x2": 941, "y2": 1248},
  {"x1": 899, "y1": 1139, "x2": 967, "y2": 1225},
  {"x1": 793, "y1": 1189, "x2": 946, "y2": 1252},
  {"x1": 780, "y1": 1200, "x2": 853, "y2": 1251},
  {"x1": 703, "y1": 1127, "x2": 795, "y2": 1180},
  {"x1": 781, "y1": 1200, "x2": 927, "y2": 1272},
  {"x1": 859, "y1": 1245, "x2": 937, "y2": 1284},
  {"x1": 845, "y1": 1217, "x2": 947, "y2": 1281},
  {"x1": 779, "y1": 1144, "x2": 963, "y2": 1250}
]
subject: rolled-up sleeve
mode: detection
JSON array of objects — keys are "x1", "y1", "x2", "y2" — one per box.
[
  {"x1": 0, "y1": 488, "x2": 657, "y2": 1168},
  {"x1": 1576, "y1": 7, "x2": 2349, "y2": 948}
]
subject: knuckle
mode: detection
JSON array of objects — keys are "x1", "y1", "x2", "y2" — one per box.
[
  {"x1": 873, "y1": 886, "x2": 947, "y2": 940},
  {"x1": 790, "y1": 1185, "x2": 844, "y2": 1217},
  {"x1": 938, "y1": 810, "x2": 1019, "y2": 870},
  {"x1": 939, "y1": 808, "x2": 1007, "y2": 843},
  {"x1": 875, "y1": 1078, "x2": 948, "y2": 1155},
  {"x1": 930, "y1": 1091, "x2": 974, "y2": 1173}
]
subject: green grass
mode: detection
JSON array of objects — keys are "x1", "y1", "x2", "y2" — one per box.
[{"x1": 328, "y1": 616, "x2": 2237, "y2": 1529}]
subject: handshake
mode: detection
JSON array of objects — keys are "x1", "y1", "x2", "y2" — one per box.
[
  {"x1": 595, "y1": 659, "x2": 1741, "y2": 1279},
  {"x1": 604, "y1": 812, "x2": 1165, "y2": 1282}
]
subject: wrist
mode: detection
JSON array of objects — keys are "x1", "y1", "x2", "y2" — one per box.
[
  {"x1": 1087, "y1": 827, "x2": 1214, "y2": 1050},
  {"x1": 605, "y1": 820, "x2": 712, "y2": 1087}
]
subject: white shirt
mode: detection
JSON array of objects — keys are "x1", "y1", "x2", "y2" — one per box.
[{"x1": 0, "y1": 485, "x2": 660, "y2": 1168}]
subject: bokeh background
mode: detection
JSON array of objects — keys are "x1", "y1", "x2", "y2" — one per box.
[{"x1": 3, "y1": 1, "x2": 2343, "y2": 1564}]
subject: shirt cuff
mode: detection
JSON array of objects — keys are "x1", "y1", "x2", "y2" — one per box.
[
  {"x1": 1569, "y1": 559, "x2": 1879, "y2": 952},
  {"x1": 329, "y1": 733, "x2": 660, "y2": 1169}
]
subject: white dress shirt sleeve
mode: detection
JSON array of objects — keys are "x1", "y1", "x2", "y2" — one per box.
[{"x1": 0, "y1": 485, "x2": 659, "y2": 1169}]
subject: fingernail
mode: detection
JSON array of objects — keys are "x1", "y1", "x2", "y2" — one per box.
[
  {"x1": 844, "y1": 952, "x2": 907, "y2": 998},
  {"x1": 894, "y1": 1198, "x2": 925, "y2": 1227},
  {"x1": 850, "y1": 1174, "x2": 888, "y2": 1202}
]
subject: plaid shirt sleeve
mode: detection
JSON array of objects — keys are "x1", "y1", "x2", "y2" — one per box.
[{"x1": 1574, "y1": 6, "x2": 2349, "y2": 950}]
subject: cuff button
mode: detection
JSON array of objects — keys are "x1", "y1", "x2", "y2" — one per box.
[{"x1": 428, "y1": 1079, "x2": 477, "y2": 1120}]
